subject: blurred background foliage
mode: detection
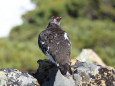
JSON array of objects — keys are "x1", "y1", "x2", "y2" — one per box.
[{"x1": 0, "y1": 0, "x2": 115, "y2": 71}]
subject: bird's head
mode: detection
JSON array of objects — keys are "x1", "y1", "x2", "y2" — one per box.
[{"x1": 49, "y1": 16, "x2": 62, "y2": 25}]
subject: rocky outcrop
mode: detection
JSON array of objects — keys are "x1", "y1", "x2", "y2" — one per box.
[
  {"x1": 34, "y1": 60, "x2": 75, "y2": 86},
  {"x1": 0, "y1": 68, "x2": 39, "y2": 86},
  {"x1": 76, "y1": 49, "x2": 106, "y2": 66},
  {"x1": 0, "y1": 49, "x2": 115, "y2": 86},
  {"x1": 73, "y1": 60, "x2": 115, "y2": 86},
  {"x1": 35, "y1": 59, "x2": 115, "y2": 86}
]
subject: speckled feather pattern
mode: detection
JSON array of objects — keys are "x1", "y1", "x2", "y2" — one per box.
[{"x1": 38, "y1": 23, "x2": 72, "y2": 75}]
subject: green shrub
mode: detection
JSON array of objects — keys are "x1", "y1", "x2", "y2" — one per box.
[{"x1": 0, "y1": 0, "x2": 115, "y2": 71}]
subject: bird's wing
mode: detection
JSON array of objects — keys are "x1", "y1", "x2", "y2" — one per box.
[
  {"x1": 38, "y1": 35, "x2": 47, "y2": 54},
  {"x1": 38, "y1": 30, "x2": 56, "y2": 62}
]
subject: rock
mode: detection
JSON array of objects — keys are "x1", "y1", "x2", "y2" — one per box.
[
  {"x1": 76, "y1": 49, "x2": 106, "y2": 66},
  {"x1": 0, "y1": 50, "x2": 114, "y2": 86},
  {"x1": 34, "y1": 60, "x2": 75, "y2": 86},
  {"x1": 0, "y1": 68, "x2": 39, "y2": 86},
  {"x1": 35, "y1": 59, "x2": 115, "y2": 86},
  {"x1": 54, "y1": 71, "x2": 75, "y2": 86},
  {"x1": 73, "y1": 60, "x2": 115, "y2": 86}
]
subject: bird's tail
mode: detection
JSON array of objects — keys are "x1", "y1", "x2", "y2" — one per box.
[{"x1": 59, "y1": 63, "x2": 72, "y2": 76}]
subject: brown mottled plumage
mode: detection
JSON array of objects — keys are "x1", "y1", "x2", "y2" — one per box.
[{"x1": 38, "y1": 16, "x2": 72, "y2": 75}]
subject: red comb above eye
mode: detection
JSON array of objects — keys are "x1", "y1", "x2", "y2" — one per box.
[{"x1": 55, "y1": 17, "x2": 61, "y2": 19}]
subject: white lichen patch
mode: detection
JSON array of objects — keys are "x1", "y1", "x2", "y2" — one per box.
[
  {"x1": 0, "y1": 71, "x2": 7, "y2": 86},
  {"x1": 18, "y1": 75, "x2": 38, "y2": 85},
  {"x1": 91, "y1": 65, "x2": 100, "y2": 76},
  {"x1": 73, "y1": 74, "x2": 82, "y2": 86},
  {"x1": 76, "y1": 62, "x2": 100, "y2": 76},
  {"x1": 0, "y1": 68, "x2": 39, "y2": 86}
]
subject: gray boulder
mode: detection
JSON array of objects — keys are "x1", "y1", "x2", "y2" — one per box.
[{"x1": 0, "y1": 68, "x2": 39, "y2": 86}]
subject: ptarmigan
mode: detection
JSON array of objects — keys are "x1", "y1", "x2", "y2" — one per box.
[{"x1": 38, "y1": 16, "x2": 72, "y2": 75}]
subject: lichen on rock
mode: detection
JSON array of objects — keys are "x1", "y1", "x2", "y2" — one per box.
[
  {"x1": 72, "y1": 60, "x2": 115, "y2": 86},
  {"x1": 0, "y1": 68, "x2": 39, "y2": 86},
  {"x1": 35, "y1": 59, "x2": 115, "y2": 86}
]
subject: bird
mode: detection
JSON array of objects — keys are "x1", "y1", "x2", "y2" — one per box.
[{"x1": 38, "y1": 16, "x2": 72, "y2": 76}]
